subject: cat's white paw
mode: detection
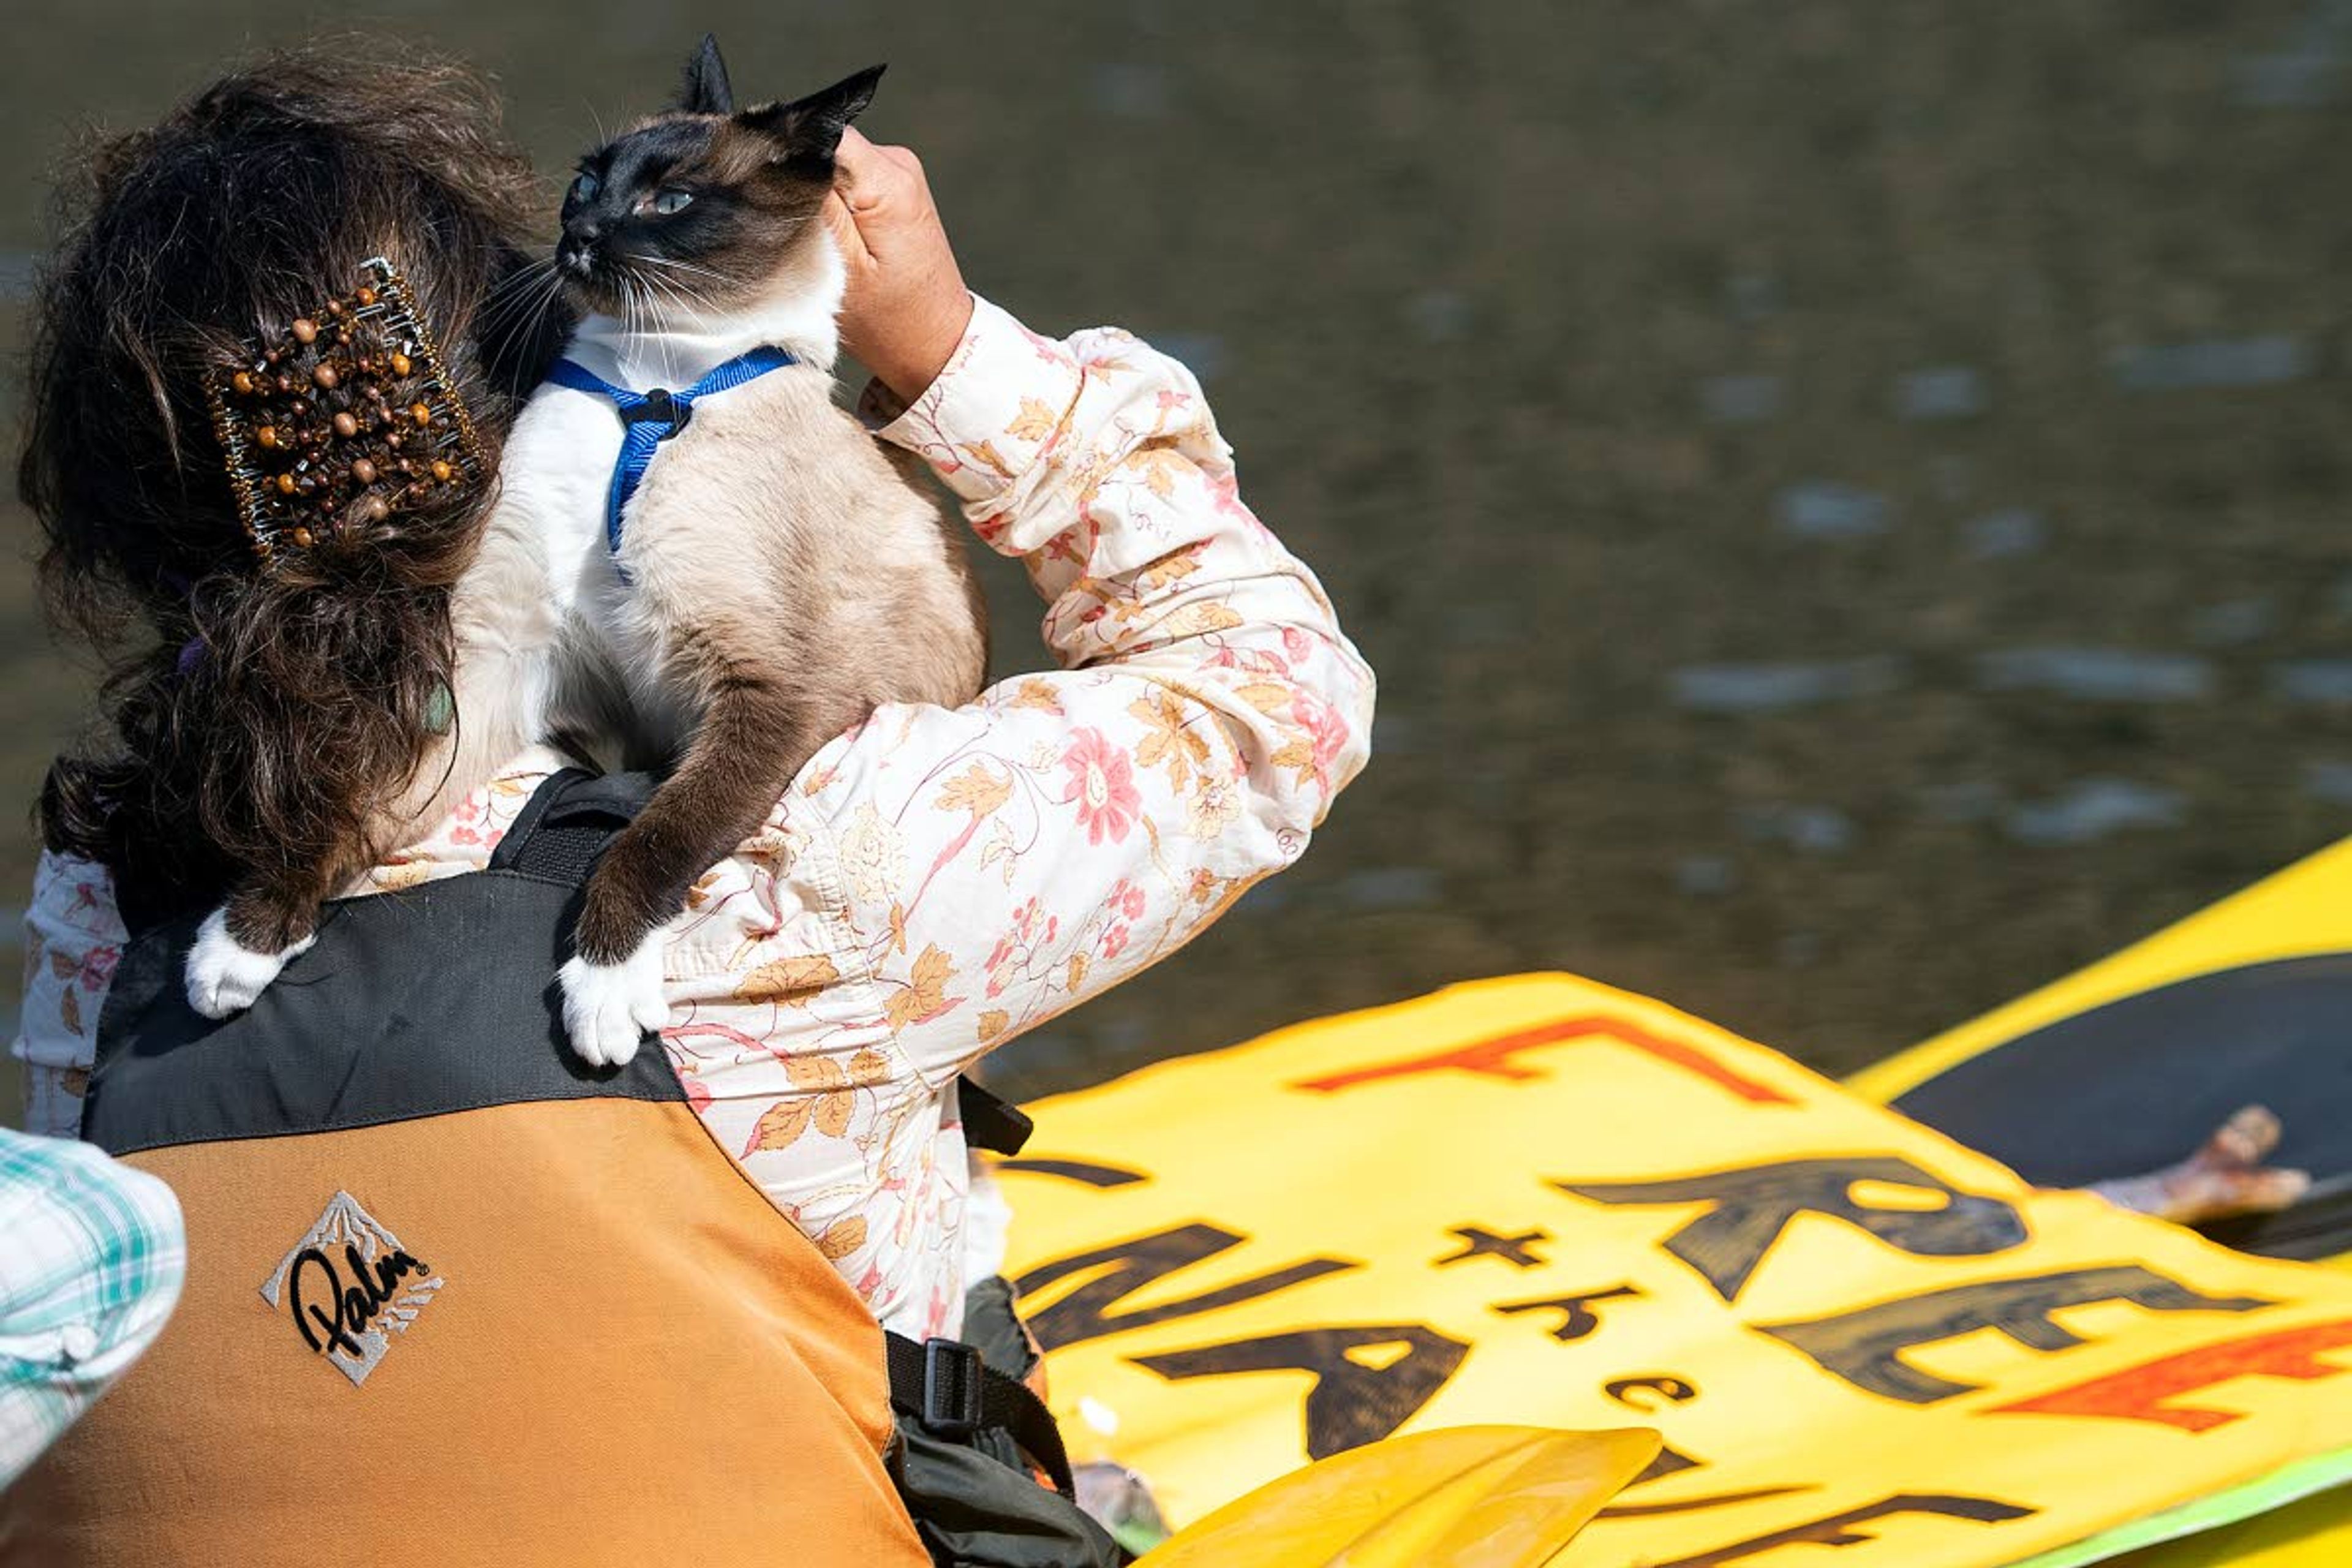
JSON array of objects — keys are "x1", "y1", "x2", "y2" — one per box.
[
  {"x1": 185, "y1": 909, "x2": 315, "y2": 1019},
  {"x1": 559, "y1": 932, "x2": 668, "y2": 1068}
]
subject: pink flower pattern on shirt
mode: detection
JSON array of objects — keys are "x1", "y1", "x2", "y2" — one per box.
[
  {"x1": 13, "y1": 298, "x2": 1375, "y2": 1341},
  {"x1": 1058, "y1": 728, "x2": 1142, "y2": 845}
]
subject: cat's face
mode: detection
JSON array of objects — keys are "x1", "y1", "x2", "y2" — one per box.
[{"x1": 557, "y1": 39, "x2": 880, "y2": 322}]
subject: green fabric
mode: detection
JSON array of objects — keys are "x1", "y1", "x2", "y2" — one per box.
[{"x1": 2000, "y1": 1452, "x2": 2352, "y2": 1568}]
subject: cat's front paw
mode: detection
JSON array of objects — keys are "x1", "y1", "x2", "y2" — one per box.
[
  {"x1": 558, "y1": 933, "x2": 668, "y2": 1068},
  {"x1": 185, "y1": 908, "x2": 316, "y2": 1019}
]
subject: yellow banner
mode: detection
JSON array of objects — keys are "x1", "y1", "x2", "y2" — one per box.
[{"x1": 1001, "y1": 974, "x2": 2352, "y2": 1568}]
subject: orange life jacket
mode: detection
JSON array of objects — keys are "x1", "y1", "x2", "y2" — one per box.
[{"x1": 1, "y1": 771, "x2": 931, "y2": 1567}]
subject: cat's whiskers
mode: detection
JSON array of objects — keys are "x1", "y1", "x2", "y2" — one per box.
[
  {"x1": 636, "y1": 268, "x2": 715, "y2": 337},
  {"x1": 628, "y1": 258, "x2": 727, "y2": 330},
  {"x1": 480, "y1": 258, "x2": 566, "y2": 374},
  {"x1": 619, "y1": 275, "x2": 649, "y2": 377},
  {"x1": 621, "y1": 273, "x2": 685, "y2": 386},
  {"x1": 490, "y1": 285, "x2": 565, "y2": 371},
  {"x1": 481, "y1": 256, "x2": 555, "y2": 307},
  {"x1": 634, "y1": 274, "x2": 680, "y2": 338},
  {"x1": 634, "y1": 255, "x2": 741, "y2": 290},
  {"x1": 481, "y1": 263, "x2": 558, "y2": 325},
  {"x1": 647, "y1": 278, "x2": 682, "y2": 385},
  {"x1": 479, "y1": 257, "x2": 559, "y2": 331}
]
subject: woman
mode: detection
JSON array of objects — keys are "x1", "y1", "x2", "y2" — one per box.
[{"x1": 7, "y1": 41, "x2": 1368, "y2": 1566}]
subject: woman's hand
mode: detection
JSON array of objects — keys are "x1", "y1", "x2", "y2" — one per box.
[{"x1": 824, "y1": 129, "x2": 975, "y2": 405}]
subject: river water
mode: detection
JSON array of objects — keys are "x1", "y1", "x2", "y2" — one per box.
[{"x1": 2, "y1": 2, "x2": 2349, "y2": 1122}]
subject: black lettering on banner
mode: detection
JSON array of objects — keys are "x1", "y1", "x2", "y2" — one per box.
[
  {"x1": 1597, "y1": 1436, "x2": 1814, "y2": 1521},
  {"x1": 1649, "y1": 1493, "x2": 2034, "y2": 1567},
  {"x1": 1433, "y1": 1225, "x2": 1550, "y2": 1269},
  {"x1": 1759, "y1": 1265, "x2": 2273, "y2": 1403},
  {"x1": 1630, "y1": 1443, "x2": 1705, "y2": 1483},
  {"x1": 1558, "y1": 1156, "x2": 2027, "y2": 1302},
  {"x1": 1012, "y1": 1224, "x2": 1358, "y2": 1352},
  {"x1": 1606, "y1": 1374, "x2": 1698, "y2": 1411},
  {"x1": 1599, "y1": 1485, "x2": 1813, "y2": 1520},
  {"x1": 998, "y1": 1157, "x2": 1148, "y2": 1189},
  {"x1": 1494, "y1": 1283, "x2": 1644, "y2": 1342},
  {"x1": 1133, "y1": 1325, "x2": 1470, "y2": 1460}
]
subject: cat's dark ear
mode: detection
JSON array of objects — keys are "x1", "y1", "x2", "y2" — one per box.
[
  {"x1": 677, "y1": 34, "x2": 734, "y2": 115},
  {"x1": 739, "y1": 64, "x2": 884, "y2": 164}
]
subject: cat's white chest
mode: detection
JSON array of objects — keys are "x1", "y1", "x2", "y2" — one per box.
[
  {"x1": 500, "y1": 380, "x2": 699, "y2": 752},
  {"x1": 502, "y1": 385, "x2": 627, "y2": 623}
]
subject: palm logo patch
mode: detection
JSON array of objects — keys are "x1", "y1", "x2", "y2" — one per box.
[{"x1": 261, "y1": 1191, "x2": 444, "y2": 1386}]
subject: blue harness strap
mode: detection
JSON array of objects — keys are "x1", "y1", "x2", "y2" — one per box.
[{"x1": 543, "y1": 345, "x2": 799, "y2": 559}]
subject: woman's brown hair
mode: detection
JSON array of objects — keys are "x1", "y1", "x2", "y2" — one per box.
[{"x1": 21, "y1": 45, "x2": 566, "y2": 920}]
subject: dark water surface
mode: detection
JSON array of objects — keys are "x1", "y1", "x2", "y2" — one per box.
[{"x1": 4, "y1": 2, "x2": 2350, "y2": 1123}]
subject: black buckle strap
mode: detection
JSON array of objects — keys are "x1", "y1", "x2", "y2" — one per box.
[
  {"x1": 922, "y1": 1338, "x2": 986, "y2": 1439},
  {"x1": 888, "y1": 1331, "x2": 1076, "y2": 1496}
]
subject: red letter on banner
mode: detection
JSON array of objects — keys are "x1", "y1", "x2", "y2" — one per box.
[
  {"x1": 1991, "y1": 1317, "x2": 2352, "y2": 1431},
  {"x1": 1292, "y1": 1016, "x2": 1794, "y2": 1104}
]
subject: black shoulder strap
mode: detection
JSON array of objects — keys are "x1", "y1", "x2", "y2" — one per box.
[{"x1": 488, "y1": 767, "x2": 658, "y2": 884}]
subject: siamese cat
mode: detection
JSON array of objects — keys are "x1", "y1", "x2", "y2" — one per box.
[{"x1": 186, "y1": 39, "x2": 990, "y2": 1068}]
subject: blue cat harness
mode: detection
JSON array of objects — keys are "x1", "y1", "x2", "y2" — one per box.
[{"x1": 543, "y1": 346, "x2": 799, "y2": 559}]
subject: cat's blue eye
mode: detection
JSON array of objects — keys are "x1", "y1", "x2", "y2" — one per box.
[
  {"x1": 652, "y1": 189, "x2": 695, "y2": 216},
  {"x1": 569, "y1": 170, "x2": 601, "y2": 204}
]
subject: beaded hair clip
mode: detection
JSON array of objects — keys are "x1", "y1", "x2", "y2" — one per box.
[{"x1": 205, "y1": 256, "x2": 486, "y2": 559}]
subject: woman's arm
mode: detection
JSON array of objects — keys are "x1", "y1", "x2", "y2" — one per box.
[
  {"x1": 796, "y1": 136, "x2": 1374, "y2": 1085},
  {"x1": 813, "y1": 301, "x2": 1373, "y2": 1085}
]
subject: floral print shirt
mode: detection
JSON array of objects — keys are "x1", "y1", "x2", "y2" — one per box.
[{"x1": 12, "y1": 298, "x2": 1376, "y2": 1340}]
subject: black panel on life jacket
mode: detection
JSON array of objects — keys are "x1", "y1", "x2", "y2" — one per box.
[
  {"x1": 85, "y1": 769, "x2": 683, "y2": 1157},
  {"x1": 87, "y1": 766, "x2": 1033, "y2": 1160}
]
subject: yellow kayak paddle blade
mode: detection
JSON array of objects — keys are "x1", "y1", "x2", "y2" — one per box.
[{"x1": 1137, "y1": 1424, "x2": 1660, "y2": 1568}]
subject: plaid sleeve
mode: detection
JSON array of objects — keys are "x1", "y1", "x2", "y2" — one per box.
[{"x1": 0, "y1": 1128, "x2": 186, "y2": 1487}]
